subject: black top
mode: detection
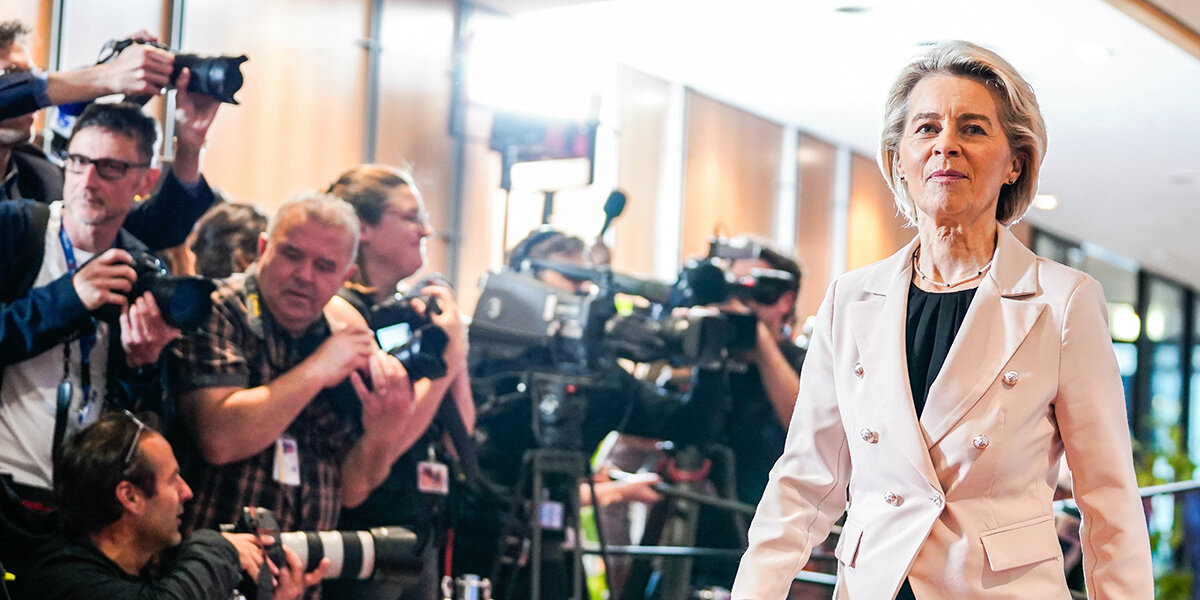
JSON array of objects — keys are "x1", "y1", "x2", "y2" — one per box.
[
  {"x1": 17, "y1": 529, "x2": 242, "y2": 600},
  {"x1": 905, "y1": 283, "x2": 977, "y2": 418}
]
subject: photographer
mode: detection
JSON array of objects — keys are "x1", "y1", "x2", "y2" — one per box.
[
  {"x1": 0, "y1": 104, "x2": 186, "y2": 580},
  {"x1": 323, "y1": 164, "x2": 471, "y2": 600},
  {"x1": 0, "y1": 22, "x2": 222, "y2": 252},
  {"x1": 666, "y1": 237, "x2": 805, "y2": 590},
  {"x1": 462, "y1": 229, "x2": 681, "y2": 599},
  {"x1": 19, "y1": 411, "x2": 324, "y2": 600},
  {"x1": 473, "y1": 229, "x2": 667, "y2": 502}
]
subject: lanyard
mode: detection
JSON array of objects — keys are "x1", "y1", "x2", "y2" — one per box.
[{"x1": 58, "y1": 222, "x2": 99, "y2": 424}]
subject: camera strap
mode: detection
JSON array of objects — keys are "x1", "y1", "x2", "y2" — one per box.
[{"x1": 57, "y1": 221, "x2": 99, "y2": 428}]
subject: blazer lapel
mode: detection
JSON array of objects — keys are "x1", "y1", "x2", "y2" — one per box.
[
  {"x1": 851, "y1": 237, "x2": 941, "y2": 486},
  {"x1": 919, "y1": 227, "x2": 1046, "y2": 447}
]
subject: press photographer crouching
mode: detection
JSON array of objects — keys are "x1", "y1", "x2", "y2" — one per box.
[
  {"x1": 19, "y1": 411, "x2": 323, "y2": 600},
  {"x1": 322, "y1": 164, "x2": 473, "y2": 600}
]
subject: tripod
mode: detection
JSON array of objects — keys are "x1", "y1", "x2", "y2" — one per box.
[
  {"x1": 619, "y1": 444, "x2": 749, "y2": 600},
  {"x1": 491, "y1": 448, "x2": 619, "y2": 600}
]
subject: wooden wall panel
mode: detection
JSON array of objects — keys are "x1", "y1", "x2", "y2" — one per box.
[
  {"x1": 682, "y1": 90, "x2": 782, "y2": 261},
  {"x1": 846, "y1": 153, "x2": 910, "y2": 270},
  {"x1": 612, "y1": 65, "x2": 669, "y2": 278},
  {"x1": 454, "y1": 141, "x2": 502, "y2": 313},
  {"x1": 794, "y1": 133, "x2": 836, "y2": 325},
  {"x1": 5, "y1": 0, "x2": 52, "y2": 136},
  {"x1": 181, "y1": 0, "x2": 368, "y2": 213},
  {"x1": 4, "y1": 1, "x2": 50, "y2": 66},
  {"x1": 375, "y1": 0, "x2": 457, "y2": 277}
]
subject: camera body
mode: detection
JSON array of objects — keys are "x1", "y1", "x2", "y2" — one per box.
[
  {"x1": 369, "y1": 292, "x2": 449, "y2": 381},
  {"x1": 101, "y1": 38, "x2": 248, "y2": 105},
  {"x1": 91, "y1": 250, "x2": 215, "y2": 333}
]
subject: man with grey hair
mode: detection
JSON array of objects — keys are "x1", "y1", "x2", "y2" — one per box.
[{"x1": 170, "y1": 193, "x2": 421, "y2": 556}]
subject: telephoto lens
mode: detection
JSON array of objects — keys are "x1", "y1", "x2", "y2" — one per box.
[{"x1": 280, "y1": 526, "x2": 423, "y2": 580}]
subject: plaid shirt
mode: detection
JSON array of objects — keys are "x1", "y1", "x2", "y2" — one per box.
[{"x1": 171, "y1": 269, "x2": 358, "y2": 534}]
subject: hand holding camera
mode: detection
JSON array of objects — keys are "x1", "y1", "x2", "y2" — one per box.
[
  {"x1": 307, "y1": 324, "x2": 376, "y2": 390},
  {"x1": 120, "y1": 292, "x2": 182, "y2": 368},
  {"x1": 417, "y1": 284, "x2": 468, "y2": 373},
  {"x1": 94, "y1": 40, "x2": 174, "y2": 97},
  {"x1": 351, "y1": 351, "x2": 415, "y2": 438},
  {"x1": 71, "y1": 248, "x2": 136, "y2": 312}
]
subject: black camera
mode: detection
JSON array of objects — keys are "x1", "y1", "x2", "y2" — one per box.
[
  {"x1": 604, "y1": 310, "x2": 758, "y2": 367},
  {"x1": 228, "y1": 507, "x2": 422, "y2": 592},
  {"x1": 91, "y1": 250, "x2": 215, "y2": 333},
  {"x1": 369, "y1": 293, "x2": 449, "y2": 381},
  {"x1": 99, "y1": 38, "x2": 248, "y2": 105}
]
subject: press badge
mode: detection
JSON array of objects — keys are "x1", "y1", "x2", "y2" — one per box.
[
  {"x1": 273, "y1": 436, "x2": 301, "y2": 486},
  {"x1": 417, "y1": 446, "x2": 449, "y2": 495}
]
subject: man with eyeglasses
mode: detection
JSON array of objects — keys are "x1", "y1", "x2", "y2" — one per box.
[
  {"x1": 18, "y1": 411, "x2": 325, "y2": 600},
  {"x1": 0, "y1": 103, "x2": 182, "y2": 551},
  {"x1": 0, "y1": 20, "x2": 220, "y2": 252}
]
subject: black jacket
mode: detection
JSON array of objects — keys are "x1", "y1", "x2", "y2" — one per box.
[
  {"x1": 0, "y1": 200, "x2": 165, "y2": 416},
  {"x1": 16, "y1": 529, "x2": 242, "y2": 600}
]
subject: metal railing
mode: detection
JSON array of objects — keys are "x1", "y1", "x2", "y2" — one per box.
[{"x1": 579, "y1": 478, "x2": 1200, "y2": 595}]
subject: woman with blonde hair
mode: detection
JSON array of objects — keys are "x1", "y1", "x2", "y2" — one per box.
[{"x1": 731, "y1": 41, "x2": 1152, "y2": 599}]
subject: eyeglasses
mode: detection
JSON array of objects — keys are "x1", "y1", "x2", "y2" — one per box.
[
  {"x1": 64, "y1": 153, "x2": 151, "y2": 182},
  {"x1": 121, "y1": 410, "x2": 149, "y2": 469}
]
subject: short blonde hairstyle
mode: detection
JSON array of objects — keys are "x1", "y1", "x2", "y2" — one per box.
[
  {"x1": 878, "y1": 41, "x2": 1048, "y2": 226},
  {"x1": 266, "y1": 192, "x2": 361, "y2": 265}
]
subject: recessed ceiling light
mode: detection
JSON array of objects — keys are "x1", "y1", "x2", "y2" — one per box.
[
  {"x1": 1033, "y1": 194, "x2": 1058, "y2": 210},
  {"x1": 1170, "y1": 171, "x2": 1200, "y2": 187},
  {"x1": 834, "y1": 6, "x2": 871, "y2": 14}
]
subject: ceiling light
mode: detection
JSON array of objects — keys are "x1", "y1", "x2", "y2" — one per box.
[
  {"x1": 834, "y1": 6, "x2": 871, "y2": 14},
  {"x1": 1032, "y1": 194, "x2": 1058, "y2": 210}
]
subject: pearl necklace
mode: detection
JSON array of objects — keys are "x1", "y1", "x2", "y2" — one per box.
[{"x1": 912, "y1": 250, "x2": 993, "y2": 288}]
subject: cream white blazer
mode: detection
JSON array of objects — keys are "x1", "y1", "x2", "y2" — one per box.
[{"x1": 731, "y1": 227, "x2": 1153, "y2": 599}]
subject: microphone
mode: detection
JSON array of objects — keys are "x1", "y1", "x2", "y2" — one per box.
[{"x1": 599, "y1": 190, "x2": 627, "y2": 237}]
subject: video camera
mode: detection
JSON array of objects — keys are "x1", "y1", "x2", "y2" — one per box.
[
  {"x1": 226, "y1": 507, "x2": 422, "y2": 598},
  {"x1": 90, "y1": 250, "x2": 215, "y2": 333},
  {"x1": 470, "y1": 236, "x2": 797, "y2": 370}
]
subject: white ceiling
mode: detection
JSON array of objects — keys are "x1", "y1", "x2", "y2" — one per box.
[{"x1": 482, "y1": 0, "x2": 1200, "y2": 289}]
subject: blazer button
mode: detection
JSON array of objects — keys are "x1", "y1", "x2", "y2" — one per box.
[
  {"x1": 972, "y1": 434, "x2": 990, "y2": 450},
  {"x1": 1002, "y1": 370, "x2": 1019, "y2": 385},
  {"x1": 931, "y1": 494, "x2": 944, "y2": 508},
  {"x1": 884, "y1": 492, "x2": 903, "y2": 506},
  {"x1": 853, "y1": 363, "x2": 864, "y2": 378},
  {"x1": 860, "y1": 428, "x2": 879, "y2": 444}
]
